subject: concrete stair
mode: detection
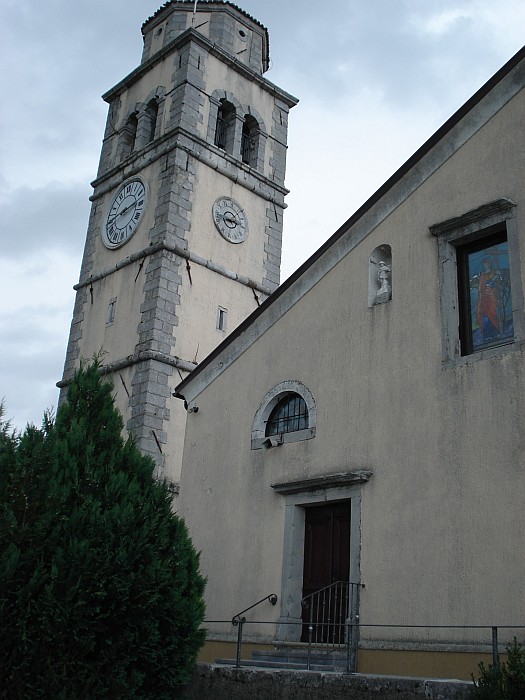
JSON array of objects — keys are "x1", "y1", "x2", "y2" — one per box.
[{"x1": 216, "y1": 647, "x2": 351, "y2": 672}]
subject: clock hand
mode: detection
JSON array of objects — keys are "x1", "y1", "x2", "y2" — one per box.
[
  {"x1": 118, "y1": 204, "x2": 132, "y2": 217},
  {"x1": 223, "y1": 212, "x2": 238, "y2": 226},
  {"x1": 107, "y1": 204, "x2": 134, "y2": 229}
]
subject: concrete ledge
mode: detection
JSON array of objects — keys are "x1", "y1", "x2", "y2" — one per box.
[{"x1": 178, "y1": 663, "x2": 472, "y2": 700}]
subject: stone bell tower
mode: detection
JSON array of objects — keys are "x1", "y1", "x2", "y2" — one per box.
[{"x1": 59, "y1": 1, "x2": 298, "y2": 487}]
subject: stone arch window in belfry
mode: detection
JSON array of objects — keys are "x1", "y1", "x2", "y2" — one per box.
[
  {"x1": 241, "y1": 114, "x2": 259, "y2": 167},
  {"x1": 265, "y1": 393, "x2": 308, "y2": 437},
  {"x1": 214, "y1": 99, "x2": 236, "y2": 154},
  {"x1": 119, "y1": 113, "x2": 138, "y2": 161},
  {"x1": 144, "y1": 99, "x2": 159, "y2": 144}
]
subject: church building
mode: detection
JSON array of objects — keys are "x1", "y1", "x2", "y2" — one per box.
[
  {"x1": 61, "y1": 0, "x2": 525, "y2": 681},
  {"x1": 174, "y1": 28, "x2": 525, "y2": 681}
]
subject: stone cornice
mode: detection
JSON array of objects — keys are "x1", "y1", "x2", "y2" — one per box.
[
  {"x1": 429, "y1": 198, "x2": 516, "y2": 238},
  {"x1": 56, "y1": 350, "x2": 197, "y2": 390},
  {"x1": 102, "y1": 28, "x2": 297, "y2": 108},
  {"x1": 90, "y1": 126, "x2": 290, "y2": 202},
  {"x1": 271, "y1": 471, "x2": 372, "y2": 495},
  {"x1": 73, "y1": 239, "x2": 273, "y2": 297}
]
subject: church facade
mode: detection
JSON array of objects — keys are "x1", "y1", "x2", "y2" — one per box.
[{"x1": 174, "y1": 42, "x2": 525, "y2": 678}]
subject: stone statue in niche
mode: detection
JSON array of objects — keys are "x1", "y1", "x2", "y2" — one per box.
[
  {"x1": 368, "y1": 244, "x2": 392, "y2": 307},
  {"x1": 375, "y1": 260, "x2": 392, "y2": 304}
]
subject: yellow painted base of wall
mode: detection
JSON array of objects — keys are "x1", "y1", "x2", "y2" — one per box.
[
  {"x1": 198, "y1": 640, "x2": 502, "y2": 682},
  {"x1": 357, "y1": 648, "x2": 501, "y2": 681},
  {"x1": 197, "y1": 640, "x2": 272, "y2": 664}
]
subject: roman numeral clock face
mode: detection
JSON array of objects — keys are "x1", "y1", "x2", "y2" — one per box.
[
  {"x1": 212, "y1": 197, "x2": 248, "y2": 244},
  {"x1": 102, "y1": 178, "x2": 147, "y2": 249}
]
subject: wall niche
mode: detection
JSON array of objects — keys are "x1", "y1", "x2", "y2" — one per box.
[{"x1": 368, "y1": 244, "x2": 392, "y2": 307}]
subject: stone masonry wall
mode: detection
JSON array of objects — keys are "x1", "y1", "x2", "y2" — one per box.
[{"x1": 178, "y1": 665, "x2": 471, "y2": 700}]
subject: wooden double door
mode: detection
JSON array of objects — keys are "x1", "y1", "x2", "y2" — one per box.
[{"x1": 301, "y1": 502, "x2": 350, "y2": 643}]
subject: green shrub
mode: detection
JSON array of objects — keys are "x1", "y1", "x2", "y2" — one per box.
[
  {"x1": 0, "y1": 362, "x2": 205, "y2": 699},
  {"x1": 470, "y1": 638, "x2": 525, "y2": 699}
]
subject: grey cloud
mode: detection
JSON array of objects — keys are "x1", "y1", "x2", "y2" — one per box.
[
  {"x1": 0, "y1": 351, "x2": 62, "y2": 431},
  {"x1": 1, "y1": 0, "x2": 523, "y2": 437},
  {"x1": 0, "y1": 307, "x2": 68, "y2": 430},
  {"x1": 244, "y1": 0, "x2": 510, "y2": 112},
  {"x1": 0, "y1": 184, "x2": 90, "y2": 258}
]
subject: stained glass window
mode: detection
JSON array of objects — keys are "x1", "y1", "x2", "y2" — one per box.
[{"x1": 458, "y1": 231, "x2": 513, "y2": 355}]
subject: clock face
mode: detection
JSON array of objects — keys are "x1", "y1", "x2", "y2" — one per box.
[
  {"x1": 102, "y1": 178, "x2": 147, "y2": 249},
  {"x1": 212, "y1": 197, "x2": 248, "y2": 244}
]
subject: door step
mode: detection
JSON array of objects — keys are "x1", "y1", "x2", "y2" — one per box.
[{"x1": 216, "y1": 647, "x2": 351, "y2": 672}]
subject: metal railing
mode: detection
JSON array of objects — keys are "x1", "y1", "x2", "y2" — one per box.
[
  {"x1": 214, "y1": 114, "x2": 227, "y2": 149},
  {"x1": 301, "y1": 580, "x2": 364, "y2": 670},
  {"x1": 231, "y1": 593, "x2": 278, "y2": 668},
  {"x1": 204, "y1": 618, "x2": 525, "y2": 674},
  {"x1": 240, "y1": 131, "x2": 252, "y2": 164}
]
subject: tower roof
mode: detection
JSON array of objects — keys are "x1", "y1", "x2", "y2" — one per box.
[
  {"x1": 142, "y1": 1, "x2": 270, "y2": 63},
  {"x1": 142, "y1": 0, "x2": 267, "y2": 32}
]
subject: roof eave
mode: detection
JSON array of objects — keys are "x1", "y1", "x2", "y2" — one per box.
[{"x1": 175, "y1": 43, "x2": 525, "y2": 398}]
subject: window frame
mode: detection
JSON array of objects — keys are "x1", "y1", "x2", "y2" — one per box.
[
  {"x1": 456, "y1": 227, "x2": 514, "y2": 356},
  {"x1": 430, "y1": 198, "x2": 524, "y2": 366},
  {"x1": 118, "y1": 113, "x2": 138, "y2": 161},
  {"x1": 265, "y1": 393, "x2": 308, "y2": 437},
  {"x1": 251, "y1": 380, "x2": 316, "y2": 450},
  {"x1": 214, "y1": 99, "x2": 236, "y2": 154},
  {"x1": 216, "y1": 306, "x2": 227, "y2": 332},
  {"x1": 241, "y1": 114, "x2": 259, "y2": 167},
  {"x1": 144, "y1": 99, "x2": 159, "y2": 144}
]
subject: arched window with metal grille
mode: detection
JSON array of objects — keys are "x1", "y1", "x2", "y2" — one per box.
[
  {"x1": 214, "y1": 99, "x2": 236, "y2": 154},
  {"x1": 251, "y1": 381, "x2": 316, "y2": 450},
  {"x1": 241, "y1": 114, "x2": 259, "y2": 167},
  {"x1": 118, "y1": 113, "x2": 138, "y2": 161},
  {"x1": 144, "y1": 99, "x2": 159, "y2": 144},
  {"x1": 265, "y1": 393, "x2": 308, "y2": 437}
]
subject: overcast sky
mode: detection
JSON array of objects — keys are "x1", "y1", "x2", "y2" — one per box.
[{"x1": 2, "y1": 0, "x2": 525, "y2": 432}]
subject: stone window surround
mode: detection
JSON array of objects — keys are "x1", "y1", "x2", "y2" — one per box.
[
  {"x1": 430, "y1": 198, "x2": 525, "y2": 367},
  {"x1": 117, "y1": 113, "x2": 139, "y2": 162},
  {"x1": 216, "y1": 306, "x2": 227, "y2": 331},
  {"x1": 241, "y1": 114, "x2": 262, "y2": 168},
  {"x1": 214, "y1": 98, "x2": 237, "y2": 153},
  {"x1": 251, "y1": 380, "x2": 316, "y2": 450}
]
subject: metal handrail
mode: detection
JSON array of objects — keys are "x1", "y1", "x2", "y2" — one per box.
[
  {"x1": 301, "y1": 580, "x2": 364, "y2": 672},
  {"x1": 232, "y1": 593, "x2": 278, "y2": 625},
  {"x1": 231, "y1": 593, "x2": 278, "y2": 668},
  {"x1": 301, "y1": 580, "x2": 363, "y2": 609},
  {"x1": 205, "y1": 619, "x2": 516, "y2": 672}
]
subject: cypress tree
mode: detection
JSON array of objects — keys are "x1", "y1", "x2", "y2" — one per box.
[{"x1": 0, "y1": 363, "x2": 205, "y2": 699}]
